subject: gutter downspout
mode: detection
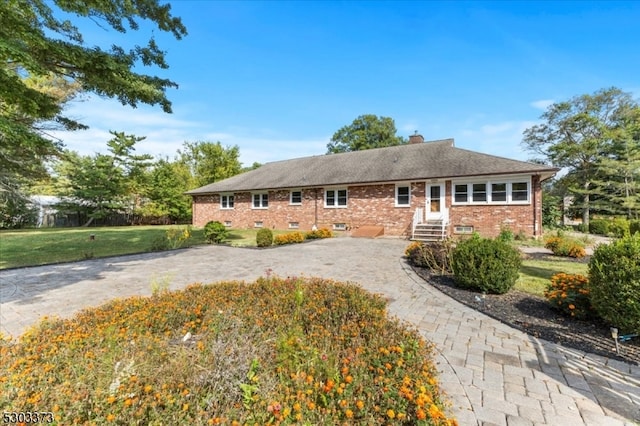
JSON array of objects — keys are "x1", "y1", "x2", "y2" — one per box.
[
  {"x1": 314, "y1": 188, "x2": 318, "y2": 228},
  {"x1": 533, "y1": 175, "x2": 540, "y2": 237}
]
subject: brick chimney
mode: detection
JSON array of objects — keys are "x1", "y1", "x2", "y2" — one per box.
[{"x1": 408, "y1": 131, "x2": 424, "y2": 144}]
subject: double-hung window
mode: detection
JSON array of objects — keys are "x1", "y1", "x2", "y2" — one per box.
[
  {"x1": 511, "y1": 182, "x2": 529, "y2": 202},
  {"x1": 395, "y1": 185, "x2": 410, "y2": 207},
  {"x1": 491, "y1": 183, "x2": 507, "y2": 202},
  {"x1": 325, "y1": 189, "x2": 347, "y2": 207},
  {"x1": 454, "y1": 184, "x2": 468, "y2": 203},
  {"x1": 472, "y1": 183, "x2": 487, "y2": 202},
  {"x1": 290, "y1": 190, "x2": 302, "y2": 205},
  {"x1": 220, "y1": 194, "x2": 234, "y2": 209},
  {"x1": 252, "y1": 193, "x2": 268, "y2": 209}
]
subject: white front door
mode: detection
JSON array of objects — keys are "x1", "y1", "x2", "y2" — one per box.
[{"x1": 426, "y1": 183, "x2": 446, "y2": 221}]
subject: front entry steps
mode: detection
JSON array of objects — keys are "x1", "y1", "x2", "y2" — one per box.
[
  {"x1": 351, "y1": 225, "x2": 385, "y2": 238},
  {"x1": 413, "y1": 221, "x2": 447, "y2": 241}
]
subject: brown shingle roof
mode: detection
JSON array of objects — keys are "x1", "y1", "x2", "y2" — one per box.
[{"x1": 186, "y1": 139, "x2": 558, "y2": 195}]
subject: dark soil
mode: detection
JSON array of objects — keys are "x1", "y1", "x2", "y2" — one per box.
[{"x1": 412, "y1": 260, "x2": 640, "y2": 366}]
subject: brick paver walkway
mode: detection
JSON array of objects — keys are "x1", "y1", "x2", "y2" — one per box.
[{"x1": 1, "y1": 238, "x2": 638, "y2": 425}]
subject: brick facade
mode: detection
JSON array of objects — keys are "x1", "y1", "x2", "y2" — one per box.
[{"x1": 192, "y1": 175, "x2": 543, "y2": 239}]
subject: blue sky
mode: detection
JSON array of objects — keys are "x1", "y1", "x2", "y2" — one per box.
[{"x1": 51, "y1": 1, "x2": 640, "y2": 167}]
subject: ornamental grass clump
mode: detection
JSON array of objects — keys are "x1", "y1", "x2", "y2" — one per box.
[
  {"x1": 589, "y1": 234, "x2": 640, "y2": 333},
  {"x1": 0, "y1": 276, "x2": 457, "y2": 425},
  {"x1": 451, "y1": 235, "x2": 521, "y2": 294},
  {"x1": 544, "y1": 273, "x2": 594, "y2": 319}
]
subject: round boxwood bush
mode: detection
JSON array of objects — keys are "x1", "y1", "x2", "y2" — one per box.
[
  {"x1": 256, "y1": 228, "x2": 273, "y2": 247},
  {"x1": 588, "y1": 218, "x2": 609, "y2": 236},
  {"x1": 203, "y1": 220, "x2": 228, "y2": 244},
  {"x1": 451, "y1": 236, "x2": 522, "y2": 294},
  {"x1": 588, "y1": 234, "x2": 640, "y2": 333}
]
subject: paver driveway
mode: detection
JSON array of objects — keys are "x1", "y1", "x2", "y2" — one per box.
[{"x1": 1, "y1": 237, "x2": 638, "y2": 425}]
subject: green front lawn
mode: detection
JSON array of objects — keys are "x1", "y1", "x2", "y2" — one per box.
[
  {"x1": 516, "y1": 256, "x2": 588, "y2": 296},
  {"x1": 0, "y1": 226, "x2": 330, "y2": 269},
  {"x1": 0, "y1": 226, "x2": 206, "y2": 269}
]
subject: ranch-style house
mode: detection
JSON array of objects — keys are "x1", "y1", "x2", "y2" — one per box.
[{"x1": 186, "y1": 135, "x2": 558, "y2": 240}]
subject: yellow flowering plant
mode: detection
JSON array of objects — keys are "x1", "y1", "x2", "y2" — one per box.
[
  {"x1": 544, "y1": 273, "x2": 594, "y2": 319},
  {"x1": 1, "y1": 276, "x2": 457, "y2": 425}
]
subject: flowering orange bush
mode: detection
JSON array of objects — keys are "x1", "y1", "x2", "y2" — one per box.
[
  {"x1": 544, "y1": 273, "x2": 594, "y2": 319},
  {"x1": 1, "y1": 276, "x2": 457, "y2": 425},
  {"x1": 304, "y1": 227, "x2": 333, "y2": 240},
  {"x1": 273, "y1": 231, "x2": 306, "y2": 245},
  {"x1": 544, "y1": 235, "x2": 586, "y2": 258}
]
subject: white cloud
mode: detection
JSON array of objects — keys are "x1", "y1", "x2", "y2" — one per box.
[
  {"x1": 49, "y1": 97, "x2": 329, "y2": 166},
  {"x1": 454, "y1": 120, "x2": 539, "y2": 161},
  {"x1": 530, "y1": 99, "x2": 554, "y2": 110}
]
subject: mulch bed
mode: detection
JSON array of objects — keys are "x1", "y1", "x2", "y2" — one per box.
[{"x1": 412, "y1": 262, "x2": 640, "y2": 366}]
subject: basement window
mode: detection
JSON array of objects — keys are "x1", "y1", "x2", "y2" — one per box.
[
  {"x1": 454, "y1": 225, "x2": 474, "y2": 234},
  {"x1": 289, "y1": 222, "x2": 299, "y2": 229},
  {"x1": 224, "y1": 221, "x2": 232, "y2": 227},
  {"x1": 254, "y1": 221, "x2": 264, "y2": 228},
  {"x1": 333, "y1": 223, "x2": 347, "y2": 231}
]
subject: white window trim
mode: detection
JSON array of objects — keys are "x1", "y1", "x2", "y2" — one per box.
[
  {"x1": 290, "y1": 189, "x2": 302, "y2": 205},
  {"x1": 451, "y1": 177, "x2": 531, "y2": 205},
  {"x1": 324, "y1": 188, "x2": 348, "y2": 208},
  {"x1": 220, "y1": 193, "x2": 234, "y2": 210},
  {"x1": 252, "y1": 192, "x2": 269, "y2": 209},
  {"x1": 395, "y1": 183, "x2": 411, "y2": 207}
]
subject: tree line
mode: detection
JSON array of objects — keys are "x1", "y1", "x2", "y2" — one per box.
[{"x1": 4, "y1": 136, "x2": 257, "y2": 228}]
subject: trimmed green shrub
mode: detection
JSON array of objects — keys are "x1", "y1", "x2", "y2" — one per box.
[
  {"x1": 203, "y1": 220, "x2": 228, "y2": 244},
  {"x1": 589, "y1": 219, "x2": 609, "y2": 236},
  {"x1": 256, "y1": 228, "x2": 273, "y2": 247},
  {"x1": 630, "y1": 220, "x2": 640, "y2": 236},
  {"x1": 588, "y1": 234, "x2": 640, "y2": 333},
  {"x1": 452, "y1": 236, "x2": 522, "y2": 294},
  {"x1": 609, "y1": 217, "x2": 630, "y2": 238},
  {"x1": 274, "y1": 231, "x2": 305, "y2": 245}
]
